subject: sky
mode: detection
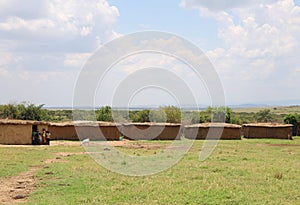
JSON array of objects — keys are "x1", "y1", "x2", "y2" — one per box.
[{"x1": 1, "y1": 0, "x2": 300, "y2": 107}]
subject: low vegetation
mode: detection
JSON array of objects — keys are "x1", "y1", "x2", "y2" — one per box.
[
  {"x1": 0, "y1": 138, "x2": 299, "y2": 204},
  {"x1": 0, "y1": 102, "x2": 49, "y2": 121},
  {"x1": 1, "y1": 103, "x2": 300, "y2": 128}
]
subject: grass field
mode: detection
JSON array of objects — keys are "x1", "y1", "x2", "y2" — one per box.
[
  {"x1": 233, "y1": 105, "x2": 300, "y2": 114},
  {"x1": 1, "y1": 138, "x2": 300, "y2": 204}
]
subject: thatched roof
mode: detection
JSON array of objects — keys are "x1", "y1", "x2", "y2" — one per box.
[
  {"x1": 0, "y1": 119, "x2": 49, "y2": 125},
  {"x1": 185, "y1": 123, "x2": 241, "y2": 128},
  {"x1": 49, "y1": 121, "x2": 121, "y2": 127},
  {"x1": 242, "y1": 123, "x2": 293, "y2": 128},
  {"x1": 123, "y1": 122, "x2": 182, "y2": 127}
]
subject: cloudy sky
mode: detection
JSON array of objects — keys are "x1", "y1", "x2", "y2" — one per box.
[{"x1": 1, "y1": 0, "x2": 300, "y2": 107}]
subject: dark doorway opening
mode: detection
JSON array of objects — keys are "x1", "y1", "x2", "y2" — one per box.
[{"x1": 32, "y1": 125, "x2": 38, "y2": 145}]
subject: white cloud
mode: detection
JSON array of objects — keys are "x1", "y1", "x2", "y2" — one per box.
[
  {"x1": 0, "y1": 0, "x2": 120, "y2": 105},
  {"x1": 0, "y1": 0, "x2": 119, "y2": 48},
  {"x1": 0, "y1": 68, "x2": 9, "y2": 77},
  {"x1": 182, "y1": 0, "x2": 300, "y2": 103},
  {"x1": 0, "y1": 69, "x2": 78, "y2": 106},
  {"x1": 0, "y1": 0, "x2": 120, "y2": 68},
  {"x1": 180, "y1": 0, "x2": 278, "y2": 11},
  {"x1": 0, "y1": 51, "x2": 23, "y2": 77},
  {"x1": 64, "y1": 53, "x2": 91, "y2": 68}
]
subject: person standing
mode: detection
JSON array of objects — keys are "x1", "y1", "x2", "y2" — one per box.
[
  {"x1": 46, "y1": 131, "x2": 51, "y2": 145},
  {"x1": 42, "y1": 129, "x2": 47, "y2": 145}
]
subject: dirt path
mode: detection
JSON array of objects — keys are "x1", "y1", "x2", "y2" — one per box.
[
  {"x1": 0, "y1": 140, "x2": 170, "y2": 204},
  {"x1": 0, "y1": 152, "x2": 80, "y2": 204}
]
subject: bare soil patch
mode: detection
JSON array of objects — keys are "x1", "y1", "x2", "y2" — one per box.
[
  {"x1": 0, "y1": 152, "x2": 84, "y2": 204},
  {"x1": 0, "y1": 166, "x2": 39, "y2": 204},
  {"x1": 256, "y1": 144, "x2": 300, "y2": 147}
]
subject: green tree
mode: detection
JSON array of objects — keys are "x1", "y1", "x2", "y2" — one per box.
[
  {"x1": 0, "y1": 102, "x2": 48, "y2": 121},
  {"x1": 96, "y1": 106, "x2": 113, "y2": 122},
  {"x1": 163, "y1": 106, "x2": 181, "y2": 123},
  {"x1": 130, "y1": 110, "x2": 150, "y2": 122},
  {"x1": 0, "y1": 104, "x2": 17, "y2": 119},
  {"x1": 149, "y1": 109, "x2": 166, "y2": 122},
  {"x1": 19, "y1": 103, "x2": 47, "y2": 121},
  {"x1": 205, "y1": 106, "x2": 232, "y2": 123},
  {"x1": 284, "y1": 113, "x2": 300, "y2": 136},
  {"x1": 255, "y1": 109, "x2": 274, "y2": 122}
]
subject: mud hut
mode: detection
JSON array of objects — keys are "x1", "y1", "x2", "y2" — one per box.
[
  {"x1": 242, "y1": 123, "x2": 293, "y2": 139},
  {"x1": 184, "y1": 123, "x2": 242, "y2": 140},
  {"x1": 48, "y1": 121, "x2": 121, "y2": 141},
  {"x1": 48, "y1": 122, "x2": 78, "y2": 140},
  {"x1": 75, "y1": 121, "x2": 121, "y2": 141},
  {"x1": 122, "y1": 123, "x2": 182, "y2": 140},
  {"x1": 0, "y1": 120, "x2": 49, "y2": 145}
]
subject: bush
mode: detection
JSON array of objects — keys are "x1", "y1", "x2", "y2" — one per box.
[
  {"x1": 284, "y1": 113, "x2": 300, "y2": 136},
  {"x1": 130, "y1": 110, "x2": 150, "y2": 122},
  {"x1": 149, "y1": 110, "x2": 166, "y2": 122},
  {"x1": 0, "y1": 102, "x2": 48, "y2": 121},
  {"x1": 255, "y1": 109, "x2": 274, "y2": 122},
  {"x1": 129, "y1": 106, "x2": 181, "y2": 123},
  {"x1": 162, "y1": 106, "x2": 181, "y2": 123},
  {"x1": 204, "y1": 106, "x2": 232, "y2": 123},
  {"x1": 96, "y1": 106, "x2": 113, "y2": 122}
]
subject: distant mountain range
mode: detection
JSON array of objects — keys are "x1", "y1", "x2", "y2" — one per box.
[{"x1": 45, "y1": 100, "x2": 300, "y2": 110}]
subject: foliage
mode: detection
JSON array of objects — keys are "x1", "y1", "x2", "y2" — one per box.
[
  {"x1": 96, "y1": 106, "x2": 113, "y2": 122},
  {"x1": 129, "y1": 106, "x2": 181, "y2": 123},
  {"x1": 130, "y1": 110, "x2": 150, "y2": 122},
  {"x1": 181, "y1": 111, "x2": 203, "y2": 124},
  {"x1": 149, "y1": 109, "x2": 167, "y2": 122},
  {"x1": 47, "y1": 110, "x2": 73, "y2": 122},
  {"x1": 204, "y1": 106, "x2": 232, "y2": 123},
  {"x1": 1, "y1": 139, "x2": 299, "y2": 204},
  {"x1": 255, "y1": 109, "x2": 274, "y2": 122},
  {"x1": 162, "y1": 106, "x2": 181, "y2": 123},
  {"x1": 0, "y1": 102, "x2": 48, "y2": 121},
  {"x1": 284, "y1": 113, "x2": 300, "y2": 136}
]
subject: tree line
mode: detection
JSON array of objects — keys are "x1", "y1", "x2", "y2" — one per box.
[
  {"x1": 1, "y1": 103, "x2": 300, "y2": 135},
  {"x1": 0, "y1": 103, "x2": 48, "y2": 121}
]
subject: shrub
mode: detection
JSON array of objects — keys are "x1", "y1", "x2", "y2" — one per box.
[
  {"x1": 96, "y1": 106, "x2": 113, "y2": 122},
  {"x1": 255, "y1": 109, "x2": 274, "y2": 122}
]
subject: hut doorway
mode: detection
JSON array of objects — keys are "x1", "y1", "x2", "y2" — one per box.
[
  {"x1": 32, "y1": 125, "x2": 38, "y2": 145},
  {"x1": 32, "y1": 125, "x2": 38, "y2": 132}
]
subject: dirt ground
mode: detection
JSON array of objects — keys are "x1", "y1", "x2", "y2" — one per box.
[
  {"x1": 256, "y1": 143, "x2": 300, "y2": 147},
  {"x1": 0, "y1": 140, "x2": 168, "y2": 204},
  {"x1": 0, "y1": 152, "x2": 84, "y2": 204}
]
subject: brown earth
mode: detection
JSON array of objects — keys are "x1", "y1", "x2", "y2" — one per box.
[
  {"x1": 0, "y1": 140, "x2": 168, "y2": 204},
  {"x1": 0, "y1": 152, "x2": 86, "y2": 204},
  {"x1": 256, "y1": 143, "x2": 300, "y2": 147}
]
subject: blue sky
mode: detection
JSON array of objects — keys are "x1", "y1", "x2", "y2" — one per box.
[
  {"x1": 0, "y1": 0, "x2": 300, "y2": 107},
  {"x1": 108, "y1": 0, "x2": 220, "y2": 49}
]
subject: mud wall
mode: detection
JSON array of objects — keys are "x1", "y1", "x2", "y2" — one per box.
[
  {"x1": 0, "y1": 124, "x2": 32, "y2": 145},
  {"x1": 184, "y1": 126, "x2": 241, "y2": 140},
  {"x1": 243, "y1": 126, "x2": 293, "y2": 139},
  {"x1": 122, "y1": 124, "x2": 181, "y2": 140},
  {"x1": 48, "y1": 124, "x2": 121, "y2": 141}
]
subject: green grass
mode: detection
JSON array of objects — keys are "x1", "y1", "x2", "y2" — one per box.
[
  {"x1": 0, "y1": 146, "x2": 83, "y2": 177},
  {"x1": 0, "y1": 147, "x2": 52, "y2": 177},
  {"x1": 1, "y1": 138, "x2": 300, "y2": 204}
]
